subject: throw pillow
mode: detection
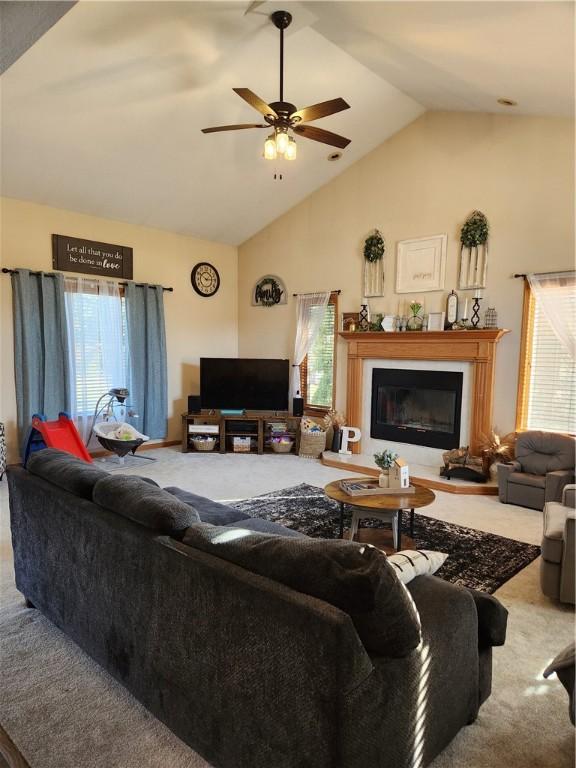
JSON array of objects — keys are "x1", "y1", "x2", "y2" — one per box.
[
  {"x1": 387, "y1": 550, "x2": 448, "y2": 584},
  {"x1": 27, "y1": 448, "x2": 108, "y2": 500},
  {"x1": 93, "y1": 475, "x2": 200, "y2": 535},
  {"x1": 182, "y1": 524, "x2": 421, "y2": 657}
]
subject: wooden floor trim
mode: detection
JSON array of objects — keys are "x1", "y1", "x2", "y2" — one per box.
[
  {"x1": 321, "y1": 454, "x2": 498, "y2": 495},
  {"x1": 0, "y1": 724, "x2": 30, "y2": 768}
]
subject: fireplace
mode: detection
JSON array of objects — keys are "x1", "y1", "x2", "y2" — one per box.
[{"x1": 371, "y1": 368, "x2": 463, "y2": 449}]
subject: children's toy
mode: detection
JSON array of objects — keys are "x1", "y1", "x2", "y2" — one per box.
[
  {"x1": 23, "y1": 413, "x2": 92, "y2": 466},
  {"x1": 93, "y1": 421, "x2": 149, "y2": 461}
]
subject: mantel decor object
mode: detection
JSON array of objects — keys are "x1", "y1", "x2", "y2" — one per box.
[
  {"x1": 396, "y1": 234, "x2": 447, "y2": 293},
  {"x1": 363, "y1": 229, "x2": 385, "y2": 297},
  {"x1": 406, "y1": 301, "x2": 423, "y2": 331},
  {"x1": 471, "y1": 289, "x2": 484, "y2": 327},
  {"x1": 458, "y1": 210, "x2": 489, "y2": 290}
]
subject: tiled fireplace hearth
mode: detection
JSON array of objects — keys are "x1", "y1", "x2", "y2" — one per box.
[{"x1": 340, "y1": 329, "x2": 509, "y2": 460}]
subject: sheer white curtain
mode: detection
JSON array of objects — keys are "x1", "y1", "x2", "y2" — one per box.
[
  {"x1": 292, "y1": 292, "x2": 331, "y2": 394},
  {"x1": 528, "y1": 271, "x2": 576, "y2": 360},
  {"x1": 64, "y1": 277, "x2": 128, "y2": 444}
]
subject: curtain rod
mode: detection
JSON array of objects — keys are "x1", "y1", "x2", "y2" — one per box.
[
  {"x1": 514, "y1": 270, "x2": 573, "y2": 279},
  {"x1": 292, "y1": 289, "x2": 341, "y2": 297},
  {"x1": 1, "y1": 268, "x2": 173, "y2": 292}
]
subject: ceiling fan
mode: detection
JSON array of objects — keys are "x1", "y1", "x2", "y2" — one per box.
[{"x1": 201, "y1": 10, "x2": 351, "y2": 161}]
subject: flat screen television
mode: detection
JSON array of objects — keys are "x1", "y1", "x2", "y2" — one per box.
[{"x1": 200, "y1": 358, "x2": 289, "y2": 411}]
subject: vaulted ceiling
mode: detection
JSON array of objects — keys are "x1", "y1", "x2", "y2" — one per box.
[{"x1": 1, "y1": 1, "x2": 573, "y2": 245}]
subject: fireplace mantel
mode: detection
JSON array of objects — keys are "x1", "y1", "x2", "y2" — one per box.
[{"x1": 339, "y1": 329, "x2": 509, "y2": 453}]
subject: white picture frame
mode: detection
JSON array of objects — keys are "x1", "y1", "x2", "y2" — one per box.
[
  {"x1": 427, "y1": 311, "x2": 445, "y2": 331},
  {"x1": 396, "y1": 234, "x2": 447, "y2": 293}
]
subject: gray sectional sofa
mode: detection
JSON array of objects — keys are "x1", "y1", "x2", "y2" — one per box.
[{"x1": 8, "y1": 449, "x2": 508, "y2": 768}]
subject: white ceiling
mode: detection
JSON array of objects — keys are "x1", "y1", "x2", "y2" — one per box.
[{"x1": 1, "y1": 1, "x2": 573, "y2": 246}]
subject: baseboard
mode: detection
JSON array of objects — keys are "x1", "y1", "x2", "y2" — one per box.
[{"x1": 90, "y1": 440, "x2": 179, "y2": 459}]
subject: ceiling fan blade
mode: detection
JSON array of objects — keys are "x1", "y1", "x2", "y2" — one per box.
[
  {"x1": 233, "y1": 88, "x2": 278, "y2": 119},
  {"x1": 293, "y1": 124, "x2": 351, "y2": 149},
  {"x1": 290, "y1": 98, "x2": 350, "y2": 124},
  {"x1": 201, "y1": 123, "x2": 268, "y2": 133}
]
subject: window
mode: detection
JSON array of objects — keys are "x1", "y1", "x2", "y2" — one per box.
[
  {"x1": 300, "y1": 292, "x2": 338, "y2": 412},
  {"x1": 517, "y1": 275, "x2": 576, "y2": 433},
  {"x1": 65, "y1": 278, "x2": 129, "y2": 432}
]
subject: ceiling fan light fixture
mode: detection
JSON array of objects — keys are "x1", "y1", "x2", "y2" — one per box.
[
  {"x1": 284, "y1": 137, "x2": 297, "y2": 161},
  {"x1": 275, "y1": 128, "x2": 290, "y2": 155},
  {"x1": 264, "y1": 134, "x2": 277, "y2": 160}
]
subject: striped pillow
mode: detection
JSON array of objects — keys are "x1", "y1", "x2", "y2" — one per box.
[{"x1": 388, "y1": 550, "x2": 448, "y2": 584}]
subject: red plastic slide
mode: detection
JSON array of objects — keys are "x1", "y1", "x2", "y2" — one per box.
[{"x1": 31, "y1": 413, "x2": 92, "y2": 463}]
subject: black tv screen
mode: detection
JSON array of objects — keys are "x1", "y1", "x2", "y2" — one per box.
[{"x1": 200, "y1": 358, "x2": 289, "y2": 411}]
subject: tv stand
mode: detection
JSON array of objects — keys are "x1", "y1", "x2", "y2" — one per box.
[{"x1": 181, "y1": 411, "x2": 301, "y2": 455}]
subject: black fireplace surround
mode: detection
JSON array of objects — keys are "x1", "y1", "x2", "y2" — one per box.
[{"x1": 371, "y1": 368, "x2": 463, "y2": 449}]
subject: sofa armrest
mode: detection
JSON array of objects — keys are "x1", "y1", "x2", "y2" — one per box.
[
  {"x1": 562, "y1": 484, "x2": 576, "y2": 508},
  {"x1": 545, "y1": 470, "x2": 575, "y2": 504},
  {"x1": 561, "y1": 511, "x2": 576, "y2": 604},
  {"x1": 465, "y1": 588, "x2": 508, "y2": 648},
  {"x1": 497, "y1": 461, "x2": 521, "y2": 503}
]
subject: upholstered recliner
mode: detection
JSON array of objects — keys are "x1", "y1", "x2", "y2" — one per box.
[
  {"x1": 540, "y1": 485, "x2": 575, "y2": 604},
  {"x1": 498, "y1": 431, "x2": 575, "y2": 511}
]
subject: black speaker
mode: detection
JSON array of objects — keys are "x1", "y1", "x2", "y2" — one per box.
[
  {"x1": 188, "y1": 395, "x2": 201, "y2": 414},
  {"x1": 292, "y1": 394, "x2": 304, "y2": 417}
]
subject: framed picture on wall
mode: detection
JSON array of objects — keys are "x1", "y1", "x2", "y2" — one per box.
[{"x1": 396, "y1": 234, "x2": 447, "y2": 293}]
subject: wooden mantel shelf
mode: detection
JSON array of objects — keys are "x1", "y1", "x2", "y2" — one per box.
[{"x1": 339, "y1": 328, "x2": 510, "y2": 454}]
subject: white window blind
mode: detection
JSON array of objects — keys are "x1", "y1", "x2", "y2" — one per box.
[
  {"x1": 526, "y1": 295, "x2": 576, "y2": 433},
  {"x1": 305, "y1": 302, "x2": 336, "y2": 409},
  {"x1": 65, "y1": 279, "x2": 129, "y2": 421}
]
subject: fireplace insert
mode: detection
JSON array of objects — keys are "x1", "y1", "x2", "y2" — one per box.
[{"x1": 371, "y1": 368, "x2": 463, "y2": 449}]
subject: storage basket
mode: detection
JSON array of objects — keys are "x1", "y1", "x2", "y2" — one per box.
[
  {"x1": 192, "y1": 437, "x2": 217, "y2": 452},
  {"x1": 271, "y1": 439, "x2": 294, "y2": 454},
  {"x1": 298, "y1": 430, "x2": 326, "y2": 459}
]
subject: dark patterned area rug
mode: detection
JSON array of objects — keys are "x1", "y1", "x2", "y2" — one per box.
[{"x1": 233, "y1": 483, "x2": 541, "y2": 593}]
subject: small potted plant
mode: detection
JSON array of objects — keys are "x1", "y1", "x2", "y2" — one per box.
[
  {"x1": 374, "y1": 449, "x2": 399, "y2": 487},
  {"x1": 406, "y1": 301, "x2": 423, "y2": 331}
]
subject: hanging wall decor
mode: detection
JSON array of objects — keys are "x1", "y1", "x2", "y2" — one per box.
[
  {"x1": 363, "y1": 229, "x2": 385, "y2": 297},
  {"x1": 396, "y1": 234, "x2": 447, "y2": 293},
  {"x1": 252, "y1": 275, "x2": 287, "y2": 306},
  {"x1": 458, "y1": 210, "x2": 489, "y2": 290}
]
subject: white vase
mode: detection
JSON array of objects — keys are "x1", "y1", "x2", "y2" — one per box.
[{"x1": 378, "y1": 470, "x2": 390, "y2": 488}]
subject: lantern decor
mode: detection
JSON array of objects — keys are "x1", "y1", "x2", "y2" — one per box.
[{"x1": 363, "y1": 229, "x2": 385, "y2": 297}]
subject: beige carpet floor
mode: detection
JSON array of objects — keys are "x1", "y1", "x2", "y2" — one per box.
[{"x1": 0, "y1": 448, "x2": 574, "y2": 768}]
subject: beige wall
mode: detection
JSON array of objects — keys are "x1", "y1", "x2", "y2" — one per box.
[
  {"x1": 238, "y1": 111, "x2": 575, "y2": 435},
  {"x1": 0, "y1": 198, "x2": 238, "y2": 460}
]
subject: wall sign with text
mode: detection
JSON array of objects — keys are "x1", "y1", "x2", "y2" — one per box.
[
  {"x1": 52, "y1": 234, "x2": 133, "y2": 279},
  {"x1": 252, "y1": 274, "x2": 287, "y2": 306}
]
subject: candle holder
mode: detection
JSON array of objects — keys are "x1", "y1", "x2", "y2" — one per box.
[{"x1": 471, "y1": 296, "x2": 482, "y2": 328}]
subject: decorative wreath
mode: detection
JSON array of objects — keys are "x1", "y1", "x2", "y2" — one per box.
[
  {"x1": 460, "y1": 211, "x2": 489, "y2": 249},
  {"x1": 363, "y1": 229, "x2": 385, "y2": 262},
  {"x1": 254, "y1": 277, "x2": 283, "y2": 306}
]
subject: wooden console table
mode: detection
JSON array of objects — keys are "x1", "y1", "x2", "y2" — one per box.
[{"x1": 182, "y1": 412, "x2": 300, "y2": 455}]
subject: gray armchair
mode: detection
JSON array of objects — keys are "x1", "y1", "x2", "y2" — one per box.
[
  {"x1": 540, "y1": 484, "x2": 575, "y2": 604},
  {"x1": 498, "y1": 431, "x2": 575, "y2": 511}
]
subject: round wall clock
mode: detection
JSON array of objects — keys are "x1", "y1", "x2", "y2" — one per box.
[{"x1": 191, "y1": 262, "x2": 220, "y2": 297}]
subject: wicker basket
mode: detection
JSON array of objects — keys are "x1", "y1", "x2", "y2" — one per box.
[
  {"x1": 192, "y1": 437, "x2": 217, "y2": 452},
  {"x1": 298, "y1": 430, "x2": 326, "y2": 459},
  {"x1": 271, "y1": 439, "x2": 294, "y2": 454}
]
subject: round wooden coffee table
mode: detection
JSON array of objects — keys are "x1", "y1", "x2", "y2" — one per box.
[{"x1": 324, "y1": 479, "x2": 436, "y2": 551}]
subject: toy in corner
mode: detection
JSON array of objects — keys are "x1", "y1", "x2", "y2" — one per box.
[{"x1": 23, "y1": 413, "x2": 92, "y2": 466}]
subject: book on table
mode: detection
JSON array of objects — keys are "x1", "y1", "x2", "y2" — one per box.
[{"x1": 339, "y1": 480, "x2": 416, "y2": 497}]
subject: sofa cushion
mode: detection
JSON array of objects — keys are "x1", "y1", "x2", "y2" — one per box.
[
  {"x1": 93, "y1": 475, "x2": 200, "y2": 535},
  {"x1": 542, "y1": 501, "x2": 567, "y2": 563},
  {"x1": 516, "y1": 431, "x2": 575, "y2": 475},
  {"x1": 224, "y1": 518, "x2": 308, "y2": 538},
  {"x1": 182, "y1": 524, "x2": 421, "y2": 657},
  {"x1": 387, "y1": 550, "x2": 448, "y2": 584},
  {"x1": 27, "y1": 448, "x2": 108, "y2": 500},
  {"x1": 163, "y1": 486, "x2": 251, "y2": 525},
  {"x1": 508, "y1": 472, "x2": 546, "y2": 489}
]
